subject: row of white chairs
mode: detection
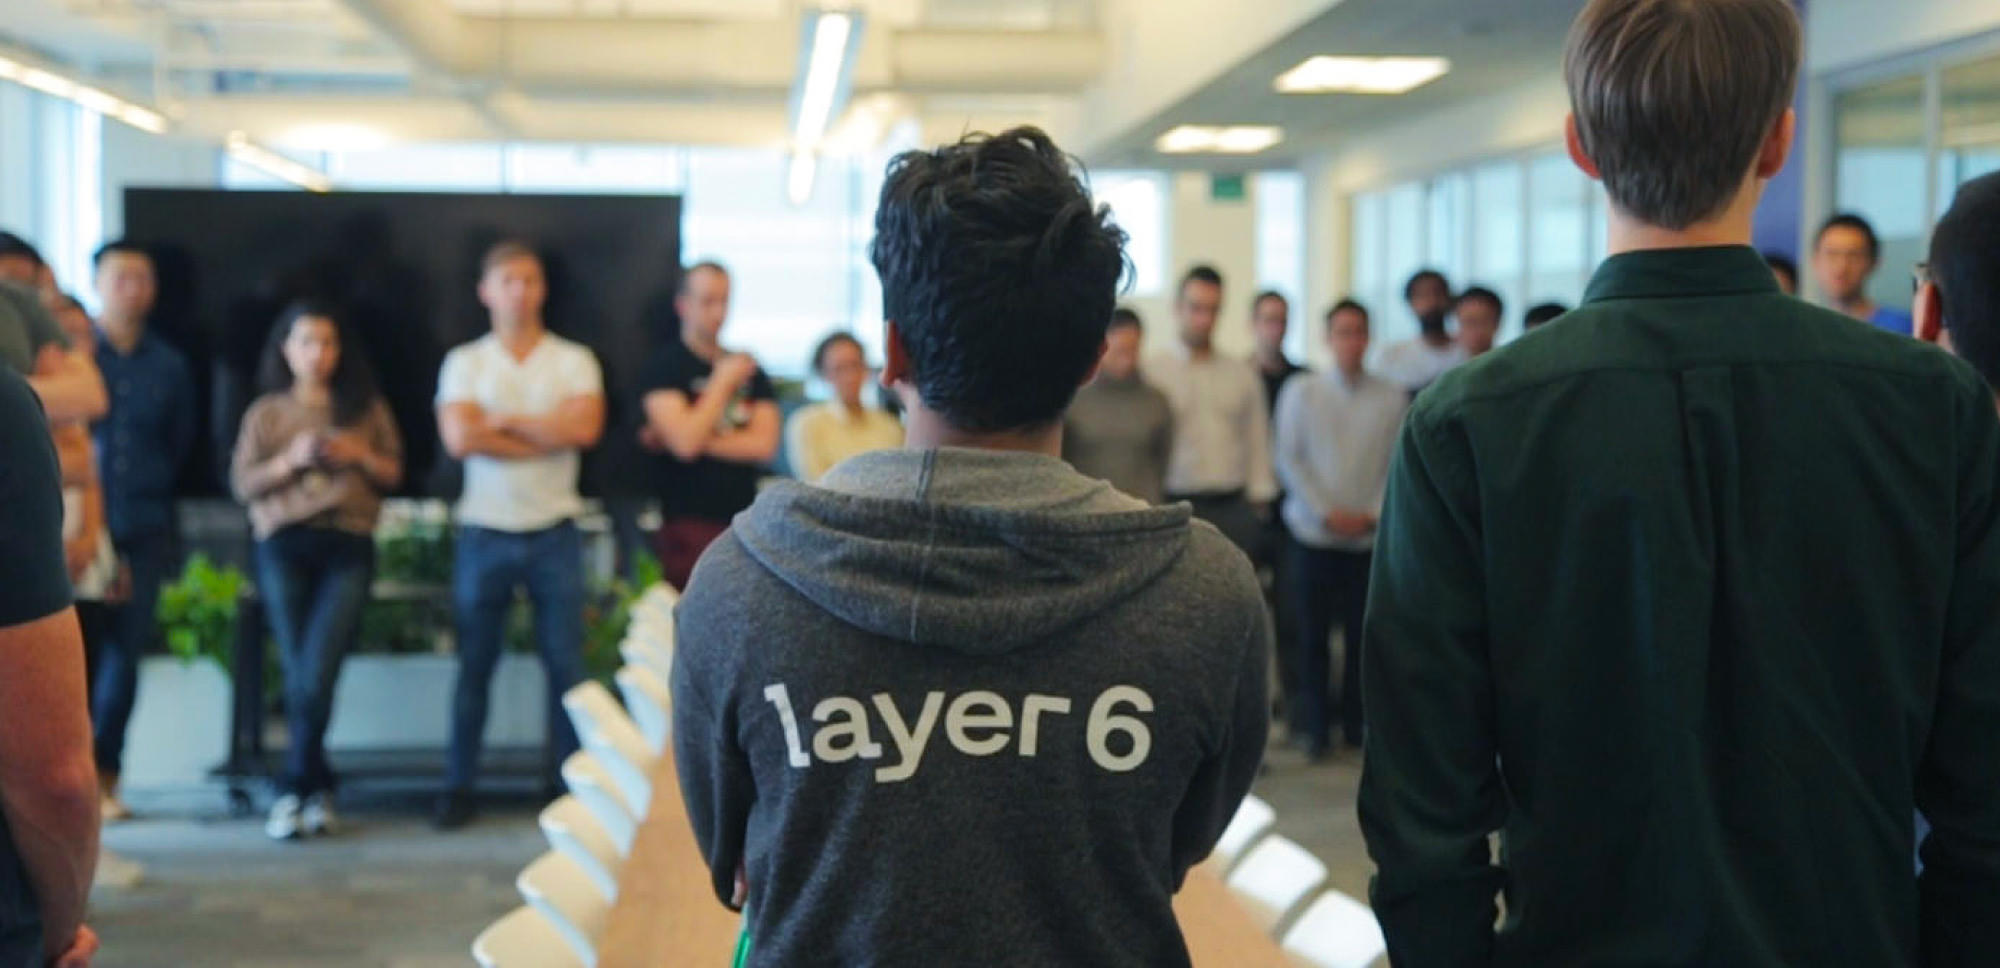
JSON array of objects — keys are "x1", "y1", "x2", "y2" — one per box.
[
  {"x1": 473, "y1": 584, "x2": 681, "y2": 968},
  {"x1": 478, "y1": 583, "x2": 1381, "y2": 967},
  {"x1": 1210, "y1": 794, "x2": 1388, "y2": 968}
]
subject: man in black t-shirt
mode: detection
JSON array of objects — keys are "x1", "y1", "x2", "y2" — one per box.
[
  {"x1": 638, "y1": 261, "x2": 780, "y2": 589},
  {"x1": 0, "y1": 369, "x2": 102, "y2": 968}
]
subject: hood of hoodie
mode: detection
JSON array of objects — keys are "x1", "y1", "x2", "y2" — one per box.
[{"x1": 732, "y1": 447, "x2": 1192, "y2": 655}]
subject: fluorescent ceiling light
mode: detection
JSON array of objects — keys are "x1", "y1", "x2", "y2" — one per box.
[
  {"x1": 0, "y1": 51, "x2": 170, "y2": 134},
  {"x1": 791, "y1": 8, "x2": 862, "y2": 149},
  {"x1": 1155, "y1": 125, "x2": 1284, "y2": 155},
  {"x1": 787, "y1": 150, "x2": 818, "y2": 206},
  {"x1": 1275, "y1": 56, "x2": 1450, "y2": 94},
  {"x1": 226, "y1": 132, "x2": 332, "y2": 192}
]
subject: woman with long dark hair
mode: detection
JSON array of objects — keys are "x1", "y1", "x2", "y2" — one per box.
[{"x1": 230, "y1": 302, "x2": 401, "y2": 842}]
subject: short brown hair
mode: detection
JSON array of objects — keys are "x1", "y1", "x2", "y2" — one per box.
[
  {"x1": 1565, "y1": 0, "x2": 1801, "y2": 230},
  {"x1": 481, "y1": 239, "x2": 540, "y2": 274}
]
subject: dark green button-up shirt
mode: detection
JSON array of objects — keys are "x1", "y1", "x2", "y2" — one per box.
[{"x1": 1360, "y1": 245, "x2": 2000, "y2": 967}]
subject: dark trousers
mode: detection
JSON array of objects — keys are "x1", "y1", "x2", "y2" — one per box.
[
  {"x1": 447, "y1": 522, "x2": 585, "y2": 792},
  {"x1": 93, "y1": 531, "x2": 175, "y2": 778},
  {"x1": 1291, "y1": 543, "x2": 1372, "y2": 750},
  {"x1": 1169, "y1": 492, "x2": 1266, "y2": 561},
  {"x1": 1264, "y1": 519, "x2": 1300, "y2": 728},
  {"x1": 256, "y1": 526, "x2": 375, "y2": 797},
  {"x1": 655, "y1": 516, "x2": 732, "y2": 592}
]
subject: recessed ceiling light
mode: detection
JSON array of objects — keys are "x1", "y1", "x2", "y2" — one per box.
[
  {"x1": 1155, "y1": 125, "x2": 1284, "y2": 155},
  {"x1": 1275, "y1": 56, "x2": 1451, "y2": 94}
]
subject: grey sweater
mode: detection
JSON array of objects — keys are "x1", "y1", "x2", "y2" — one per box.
[
  {"x1": 672, "y1": 447, "x2": 1269, "y2": 968},
  {"x1": 1062, "y1": 374, "x2": 1175, "y2": 505}
]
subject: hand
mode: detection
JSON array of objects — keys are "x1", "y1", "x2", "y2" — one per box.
[
  {"x1": 1325, "y1": 509, "x2": 1377, "y2": 538},
  {"x1": 637, "y1": 424, "x2": 667, "y2": 453},
  {"x1": 315, "y1": 432, "x2": 367, "y2": 469},
  {"x1": 105, "y1": 560, "x2": 132, "y2": 604},
  {"x1": 731, "y1": 863, "x2": 748, "y2": 909},
  {"x1": 283, "y1": 433, "x2": 321, "y2": 473},
  {"x1": 50, "y1": 925, "x2": 98, "y2": 968},
  {"x1": 713, "y1": 353, "x2": 759, "y2": 391}
]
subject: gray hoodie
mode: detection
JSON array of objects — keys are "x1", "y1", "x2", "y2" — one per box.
[{"x1": 671, "y1": 447, "x2": 1269, "y2": 967}]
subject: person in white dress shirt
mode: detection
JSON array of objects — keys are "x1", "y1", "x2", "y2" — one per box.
[{"x1": 1147, "y1": 264, "x2": 1275, "y2": 556}]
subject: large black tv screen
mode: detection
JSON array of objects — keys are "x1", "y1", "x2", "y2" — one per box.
[{"x1": 123, "y1": 187, "x2": 682, "y2": 501}]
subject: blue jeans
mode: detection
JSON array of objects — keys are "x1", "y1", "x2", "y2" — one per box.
[
  {"x1": 447, "y1": 522, "x2": 585, "y2": 792},
  {"x1": 93, "y1": 531, "x2": 176, "y2": 778},
  {"x1": 256, "y1": 527, "x2": 375, "y2": 797}
]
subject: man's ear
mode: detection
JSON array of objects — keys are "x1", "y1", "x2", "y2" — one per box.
[
  {"x1": 1915, "y1": 281, "x2": 1946, "y2": 347},
  {"x1": 881, "y1": 320, "x2": 909, "y2": 390},
  {"x1": 1756, "y1": 107, "x2": 1797, "y2": 180},
  {"x1": 1565, "y1": 114, "x2": 1602, "y2": 181}
]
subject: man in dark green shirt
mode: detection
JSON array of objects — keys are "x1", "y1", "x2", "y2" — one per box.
[{"x1": 1359, "y1": 2, "x2": 2000, "y2": 966}]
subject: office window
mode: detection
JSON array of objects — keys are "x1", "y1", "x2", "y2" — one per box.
[
  {"x1": 1942, "y1": 55, "x2": 2000, "y2": 199},
  {"x1": 1091, "y1": 170, "x2": 1169, "y2": 297},
  {"x1": 1832, "y1": 74, "x2": 1926, "y2": 312},
  {"x1": 1525, "y1": 150, "x2": 1589, "y2": 328},
  {"x1": 1254, "y1": 171, "x2": 1306, "y2": 355}
]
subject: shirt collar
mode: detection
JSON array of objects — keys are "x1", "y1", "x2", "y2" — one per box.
[{"x1": 1582, "y1": 245, "x2": 1779, "y2": 305}]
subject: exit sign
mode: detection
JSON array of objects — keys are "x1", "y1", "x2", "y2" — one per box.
[{"x1": 1210, "y1": 174, "x2": 1246, "y2": 201}]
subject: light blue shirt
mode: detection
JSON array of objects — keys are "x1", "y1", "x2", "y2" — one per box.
[{"x1": 1274, "y1": 368, "x2": 1408, "y2": 550}]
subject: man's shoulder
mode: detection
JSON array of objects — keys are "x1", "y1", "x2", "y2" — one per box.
[{"x1": 1171, "y1": 518, "x2": 1264, "y2": 624}]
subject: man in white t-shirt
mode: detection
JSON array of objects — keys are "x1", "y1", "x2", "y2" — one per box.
[
  {"x1": 432, "y1": 241, "x2": 605, "y2": 830},
  {"x1": 1373, "y1": 269, "x2": 1466, "y2": 392}
]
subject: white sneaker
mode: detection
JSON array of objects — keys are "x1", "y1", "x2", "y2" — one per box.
[
  {"x1": 302, "y1": 792, "x2": 338, "y2": 837},
  {"x1": 99, "y1": 793, "x2": 133, "y2": 824},
  {"x1": 265, "y1": 794, "x2": 304, "y2": 842},
  {"x1": 94, "y1": 850, "x2": 144, "y2": 889}
]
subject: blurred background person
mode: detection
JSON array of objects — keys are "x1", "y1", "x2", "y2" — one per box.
[
  {"x1": 1375, "y1": 269, "x2": 1463, "y2": 392},
  {"x1": 88, "y1": 240, "x2": 190, "y2": 824},
  {"x1": 1063, "y1": 307, "x2": 1173, "y2": 504},
  {"x1": 1764, "y1": 252, "x2": 1799, "y2": 295},
  {"x1": 639, "y1": 262, "x2": 779, "y2": 589},
  {"x1": 1151, "y1": 265, "x2": 1276, "y2": 557},
  {"x1": 232, "y1": 302, "x2": 401, "y2": 843},
  {"x1": 1274, "y1": 299, "x2": 1404, "y2": 759},
  {"x1": 1524, "y1": 302, "x2": 1569, "y2": 332},
  {"x1": 1812, "y1": 213, "x2": 1911, "y2": 334},
  {"x1": 785, "y1": 331, "x2": 902, "y2": 483},
  {"x1": 1454, "y1": 287, "x2": 1503, "y2": 359}
]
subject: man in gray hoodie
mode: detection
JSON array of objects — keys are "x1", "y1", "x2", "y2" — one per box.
[{"x1": 672, "y1": 127, "x2": 1271, "y2": 967}]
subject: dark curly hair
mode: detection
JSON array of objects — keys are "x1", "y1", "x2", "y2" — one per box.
[
  {"x1": 870, "y1": 127, "x2": 1129, "y2": 432},
  {"x1": 256, "y1": 300, "x2": 381, "y2": 426}
]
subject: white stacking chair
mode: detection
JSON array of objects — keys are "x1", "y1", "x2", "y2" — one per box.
[
  {"x1": 517, "y1": 850, "x2": 610, "y2": 967},
  {"x1": 1226, "y1": 835, "x2": 1330, "y2": 937},
  {"x1": 616, "y1": 664, "x2": 672, "y2": 753},
  {"x1": 562, "y1": 681, "x2": 658, "y2": 815},
  {"x1": 540, "y1": 794, "x2": 625, "y2": 901},
  {"x1": 1279, "y1": 891, "x2": 1387, "y2": 968},
  {"x1": 473, "y1": 904, "x2": 585, "y2": 968},
  {"x1": 560, "y1": 751, "x2": 637, "y2": 854},
  {"x1": 1213, "y1": 794, "x2": 1277, "y2": 875}
]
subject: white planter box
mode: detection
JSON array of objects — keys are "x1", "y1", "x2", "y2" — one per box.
[
  {"x1": 119, "y1": 656, "x2": 232, "y2": 792},
  {"x1": 325, "y1": 652, "x2": 547, "y2": 751}
]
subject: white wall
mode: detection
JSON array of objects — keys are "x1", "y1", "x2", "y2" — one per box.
[
  {"x1": 1122, "y1": 171, "x2": 1266, "y2": 362},
  {"x1": 100, "y1": 120, "x2": 222, "y2": 240},
  {"x1": 1807, "y1": 0, "x2": 2000, "y2": 75}
]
